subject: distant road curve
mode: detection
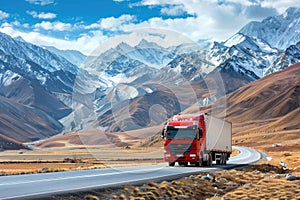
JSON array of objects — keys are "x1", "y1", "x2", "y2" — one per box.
[{"x1": 0, "y1": 146, "x2": 262, "y2": 200}]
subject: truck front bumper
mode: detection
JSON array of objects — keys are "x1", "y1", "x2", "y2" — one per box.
[{"x1": 164, "y1": 153, "x2": 199, "y2": 162}]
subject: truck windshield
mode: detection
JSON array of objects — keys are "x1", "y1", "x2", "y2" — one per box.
[{"x1": 166, "y1": 129, "x2": 196, "y2": 140}]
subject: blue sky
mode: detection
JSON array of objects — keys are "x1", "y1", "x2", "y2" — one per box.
[{"x1": 0, "y1": 0, "x2": 299, "y2": 55}]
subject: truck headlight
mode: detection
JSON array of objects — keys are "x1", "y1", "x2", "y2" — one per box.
[{"x1": 190, "y1": 154, "x2": 196, "y2": 157}]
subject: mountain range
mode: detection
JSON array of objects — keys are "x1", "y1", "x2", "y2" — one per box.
[
  {"x1": 34, "y1": 61, "x2": 300, "y2": 149},
  {"x1": 69, "y1": 7, "x2": 300, "y2": 133},
  {"x1": 0, "y1": 32, "x2": 79, "y2": 148},
  {"x1": 0, "y1": 7, "x2": 300, "y2": 150}
]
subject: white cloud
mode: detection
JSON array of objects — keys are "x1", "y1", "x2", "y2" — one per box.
[
  {"x1": 99, "y1": 14, "x2": 136, "y2": 31},
  {"x1": 83, "y1": 23, "x2": 101, "y2": 30},
  {"x1": 25, "y1": 0, "x2": 54, "y2": 6},
  {"x1": 23, "y1": 23, "x2": 30, "y2": 28},
  {"x1": 127, "y1": 0, "x2": 299, "y2": 42},
  {"x1": 27, "y1": 11, "x2": 57, "y2": 19},
  {"x1": 261, "y1": 0, "x2": 299, "y2": 13},
  {"x1": 123, "y1": 1, "x2": 253, "y2": 42},
  {"x1": 122, "y1": 17, "x2": 218, "y2": 42},
  {"x1": 34, "y1": 21, "x2": 72, "y2": 31},
  {"x1": 0, "y1": 10, "x2": 9, "y2": 20},
  {"x1": 0, "y1": 22, "x2": 107, "y2": 55},
  {"x1": 82, "y1": 15, "x2": 136, "y2": 31},
  {"x1": 2, "y1": 0, "x2": 299, "y2": 56},
  {"x1": 160, "y1": 4, "x2": 186, "y2": 16},
  {"x1": 11, "y1": 21, "x2": 21, "y2": 27}
]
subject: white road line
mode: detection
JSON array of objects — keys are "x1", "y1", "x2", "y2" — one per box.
[{"x1": 0, "y1": 167, "x2": 162, "y2": 186}]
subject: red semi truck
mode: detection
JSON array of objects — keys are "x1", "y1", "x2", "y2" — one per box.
[{"x1": 162, "y1": 113, "x2": 232, "y2": 167}]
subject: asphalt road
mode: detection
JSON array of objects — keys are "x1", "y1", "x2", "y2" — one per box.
[{"x1": 0, "y1": 146, "x2": 262, "y2": 200}]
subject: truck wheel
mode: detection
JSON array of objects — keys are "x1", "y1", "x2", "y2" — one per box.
[
  {"x1": 169, "y1": 162, "x2": 175, "y2": 166},
  {"x1": 216, "y1": 160, "x2": 221, "y2": 165}
]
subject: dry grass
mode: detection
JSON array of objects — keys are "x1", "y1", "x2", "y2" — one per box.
[
  {"x1": 0, "y1": 146, "x2": 165, "y2": 176},
  {"x1": 0, "y1": 158, "x2": 106, "y2": 176},
  {"x1": 0, "y1": 138, "x2": 240, "y2": 176},
  {"x1": 53, "y1": 162, "x2": 299, "y2": 200}
]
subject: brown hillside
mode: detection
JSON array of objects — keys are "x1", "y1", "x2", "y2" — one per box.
[
  {"x1": 192, "y1": 62, "x2": 300, "y2": 131},
  {"x1": 35, "y1": 125, "x2": 162, "y2": 149},
  {"x1": 0, "y1": 95, "x2": 63, "y2": 143},
  {"x1": 0, "y1": 133, "x2": 29, "y2": 151},
  {"x1": 224, "y1": 62, "x2": 300, "y2": 131},
  {"x1": 94, "y1": 83, "x2": 198, "y2": 132}
]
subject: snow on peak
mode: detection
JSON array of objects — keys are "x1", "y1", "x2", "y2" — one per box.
[
  {"x1": 115, "y1": 41, "x2": 134, "y2": 53},
  {"x1": 223, "y1": 33, "x2": 246, "y2": 47},
  {"x1": 283, "y1": 7, "x2": 300, "y2": 19},
  {"x1": 0, "y1": 70, "x2": 21, "y2": 87},
  {"x1": 239, "y1": 7, "x2": 300, "y2": 50},
  {"x1": 136, "y1": 39, "x2": 162, "y2": 49}
]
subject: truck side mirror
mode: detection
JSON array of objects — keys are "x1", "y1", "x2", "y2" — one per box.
[
  {"x1": 198, "y1": 128, "x2": 203, "y2": 140},
  {"x1": 161, "y1": 129, "x2": 166, "y2": 139}
]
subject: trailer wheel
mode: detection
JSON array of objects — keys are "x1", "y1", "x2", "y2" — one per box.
[
  {"x1": 208, "y1": 154, "x2": 213, "y2": 166},
  {"x1": 169, "y1": 162, "x2": 175, "y2": 166},
  {"x1": 219, "y1": 154, "x2": 223, "y2": 165},
  {"x1": 223, "y1": 154, "x2": 227, "y2": 165},
  {"x1": 220, "y1": 153, "x2": 224, "y2": 165},
  {"x1": 198, "y1": 158, "x2": 203, "y2": 167},
  {"x1": 221, "y1": 153, "x2": 227, "y2": 165}
]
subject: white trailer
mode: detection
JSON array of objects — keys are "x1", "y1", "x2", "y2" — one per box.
[{"x1": 206, "y1": 115, "x2": 232, "y2": 164}]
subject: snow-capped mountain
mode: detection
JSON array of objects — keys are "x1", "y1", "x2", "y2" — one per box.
[
  {"x1": 264, "y1": 41, "x2": 300, "y2": 75},
  {"x1": 65, "y1": 39, "x2": 182, "y2": 132},
  {"x1": 239, "y1": 7, "x2": 300, "y2": 50},
  {"x1": 0, "y1": 33, "x2": 78, "y2": 74},
  {"x1": 0, "y1": 32, "x2": 78, "y2": 144},
  {"x1": 166, "y1": 50, "x2": 215, "y2": 80},
  {"x1": 69, "y1": 7, "x2": 300, "y2": 133},
  {"x1": 216, "y1": 6, "x2": 300, "y2": 78},
  {"x1": 44, "y1": 46, "x2": 87, "y2": 67},
  {"x1": 0, "y1": 32, "x2": 78, "y2": 94},
  {"x1": 103, "y1": 7, "x2": 300, "y2": 132},
  {"x1": 167, "y1": 7, "x2": 300, "y2": 82},
  {"x1": 84, "y1": 39, "x2": 175, "y2": 77}
]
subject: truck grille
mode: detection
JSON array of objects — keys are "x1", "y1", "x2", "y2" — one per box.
[{"x1": 167, "y1": 143, "x2": 192, "y2": 154}]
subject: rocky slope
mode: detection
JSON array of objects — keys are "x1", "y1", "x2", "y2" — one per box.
[
  {"x1": 239, "y1": 7, "x2": 300, "y2": 50},
  {"x1": 0, "y1": 32, "x2": 77, "y2": 146},
  {"x1": 44, "y1": 45, "x2": 87, "y2": 67}
]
